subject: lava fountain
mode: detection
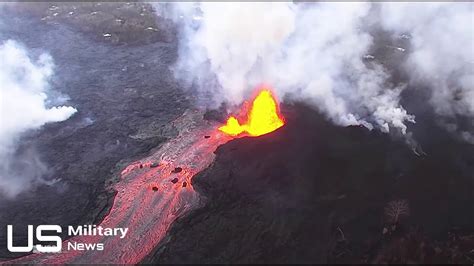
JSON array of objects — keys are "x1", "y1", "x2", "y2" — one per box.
[{"x1": 219, "y1": 88, "x2": 285, "y2": 137}]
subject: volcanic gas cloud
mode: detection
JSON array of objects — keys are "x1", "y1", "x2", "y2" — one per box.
[{"x1": 219, "y1": 88, "x2": 285, "y2": 137}]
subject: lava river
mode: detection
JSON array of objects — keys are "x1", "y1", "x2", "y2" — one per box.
[
  {"x1": 4, "y1": 88, "x2": 285, "y2": 264},
  {"x1": 4, "y1": 110, "x2": 232, "y2": 264}
]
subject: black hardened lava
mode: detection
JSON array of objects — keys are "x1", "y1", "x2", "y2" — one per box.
[
  {"x1": 144, "y1": 103, "x2": 473, "y2": 264},
  {"x1": 0, "y1": 8, "x2": 186, "y2": 259}
]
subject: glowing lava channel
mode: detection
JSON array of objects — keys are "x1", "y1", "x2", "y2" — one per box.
[
  {"x1": 4, "y1": 111, "x2": 233, "y2": 264},
  {"x1": 219, "y1": 88, "x2": 285, "y2": 137}
]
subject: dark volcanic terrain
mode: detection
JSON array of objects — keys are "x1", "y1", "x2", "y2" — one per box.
[
  {"x1": 0, "y1": 3, "x2": 186, "y2": 259},
  {"x1": 1, "y1": 3, "x2": 473, "y2": 264},
  {"x1": 147, "y1": 104, "x2": 473, "y2": 264}
]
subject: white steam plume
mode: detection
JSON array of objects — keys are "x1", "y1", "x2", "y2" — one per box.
[
  {"x1": 0, "y1": 40, "x2": 77, "y2": 198},
  {"x1": 379, "y1": 2, "x2": 474, "y2": 143},
  {"x1": 165, "y1": 2, "x2": 415, "y2": 134},
  {"x1": 159, "y1": 2, "x2": 473, "y2": 141}
]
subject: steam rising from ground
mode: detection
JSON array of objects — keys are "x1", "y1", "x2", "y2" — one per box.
[
  {"x1": 161, "y1": 2, "x2": 473, "y2": 139},
  {"x1": 380, "y1": 3, "x2": 474, "y2": 142},
  {"x1": 0, "y1": 40, "x2": 77, "y2": 198}
]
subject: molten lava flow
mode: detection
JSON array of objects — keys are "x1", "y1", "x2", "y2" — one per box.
[
  {"x1": 6, "y1": 112, "x2": 233, "y2": 264},
  {"x1": 219, "y1": 89, "x2": 285, "y2": 137}
]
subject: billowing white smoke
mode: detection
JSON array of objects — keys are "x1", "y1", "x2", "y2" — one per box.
[
  {"x1": 162, "y1": 2, "x2": 473, "y2": 139},
  {"x1": 167, "y1": 2, "x2": 415, "y2": 134},
  {"x1": 380, "y1": 2, "x2": 474, "y2": 143},
  {"x1": 0, "y1": 40, "x2": 77, "y2": 198}
]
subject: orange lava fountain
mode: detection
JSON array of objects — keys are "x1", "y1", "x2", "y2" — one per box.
[{"x1": 219, "y1": 88, "x2": 285, "y2": 137}]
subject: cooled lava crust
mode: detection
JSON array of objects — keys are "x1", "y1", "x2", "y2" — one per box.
[{"x1": 145, "y1": 103, "x2": 473, "y2": 264}]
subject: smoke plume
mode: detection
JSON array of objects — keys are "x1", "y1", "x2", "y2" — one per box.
[
  {"x1": 379, "y1": 2, "x2": 474, "y2": 142},
  {"x1": 159, "y1": 2, "x2": 473, "y2": 139},
  {"x1": 0, "y1": 40, "x2": 77, "y2": 198}
]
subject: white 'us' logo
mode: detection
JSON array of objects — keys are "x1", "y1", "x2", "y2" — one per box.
[{"x1": 7, "y1": 225, "x2": 62, "y2": 253}]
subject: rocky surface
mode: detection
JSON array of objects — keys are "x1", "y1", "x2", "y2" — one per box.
[
  {"x1": 146, "y1": 103, "x2": 473, "y2": 264},
  {"x1": 10, "y1": 2, "x2": 175, "y2": 45},
  {"x1": 0, "y1": 4, "x2": 185, "y2": 259}
]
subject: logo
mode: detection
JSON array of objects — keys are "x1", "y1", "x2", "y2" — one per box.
[
  {"x1": 7, "y1": 225, "x2": 128, "y2": 253},
  {"x1": 7, "y1": 225, "x2": 62, "y2": 253}
]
